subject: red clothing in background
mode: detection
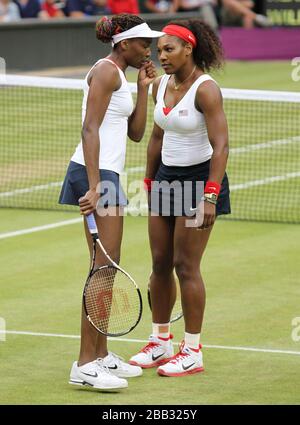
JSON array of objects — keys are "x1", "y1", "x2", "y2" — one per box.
[
  {"x1": 42, "y1": 2, "x2": 60, "y2": 17},
  {"x1": 107, "y1": 0, "x2": 140, "y2": 14}
]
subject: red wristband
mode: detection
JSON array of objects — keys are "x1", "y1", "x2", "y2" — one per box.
[
  {"x1": 204, "y1": 181, "x2": 221, "y2": 195},
  {"x1": 143, "y1": 178, "x2": 154, "y2": 192}
]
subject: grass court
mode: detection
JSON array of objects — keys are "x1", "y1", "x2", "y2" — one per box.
[{"x1": 0, "y1": 61, "x2": 300, "y2": 404}]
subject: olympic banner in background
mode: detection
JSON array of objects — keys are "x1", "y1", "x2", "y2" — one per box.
[{"x1": 264, "y1": 0, "x2": 300, "y2": 26}]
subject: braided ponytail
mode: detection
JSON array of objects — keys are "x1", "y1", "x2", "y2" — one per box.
[{"x1": 96, "y1": 14, "x2": 145, "y2": 44}]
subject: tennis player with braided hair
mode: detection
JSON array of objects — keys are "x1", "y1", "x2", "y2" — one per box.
[
  {"x1": 59, "y1": 14, "x2": 163, "y2": 390},
  {"x1": 130, "y1": 20, "x2": 231, "y2": 377}
]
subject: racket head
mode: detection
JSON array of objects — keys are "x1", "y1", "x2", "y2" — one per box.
[
  {"x1": 147, "y1": 276, "x2": 183, "y2": 324},
  {"x1": 83, "y1": 264, "x2": 142, "y2": 337}
]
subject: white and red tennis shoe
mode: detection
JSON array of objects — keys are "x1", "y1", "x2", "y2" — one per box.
[
  {"x1": 157, "y1": 342, "x2": 204, "y2": 377},
  {"x1": 129, "y1": 334, "x2": 174, "y2": 368}
]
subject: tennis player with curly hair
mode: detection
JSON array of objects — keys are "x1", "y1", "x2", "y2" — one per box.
[
  {"x1": 59, "y1": 14, "x2": 163, "y2": 390},
  {"x1": 130, "y1": 19, "x2": 231, "y2": 377}
]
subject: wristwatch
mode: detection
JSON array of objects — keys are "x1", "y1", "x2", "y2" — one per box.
[{"x1": 204, "y1": 193, "x2": 218, "y2": 205}]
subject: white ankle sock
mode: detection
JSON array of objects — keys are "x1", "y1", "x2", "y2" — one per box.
[
  {"x1": 184, "y1": 332, "x2": 201, "y2": 351},
  {"x1": 152, "y1": 323, "x2": 171, "y2": 346}
]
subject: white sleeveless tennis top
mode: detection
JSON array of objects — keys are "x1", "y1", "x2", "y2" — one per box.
[
  {"x1": 71, "y1": 58, "x2": 134, "y2": 174},
  {"x1": 154, "y1": 73, "x2": 216, "y2": 167}
]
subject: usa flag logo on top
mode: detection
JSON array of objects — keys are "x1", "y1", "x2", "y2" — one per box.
[{"x1": 179, "y1": 110, "x2": 188, "y2": 117}]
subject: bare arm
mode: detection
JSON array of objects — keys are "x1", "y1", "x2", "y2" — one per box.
[
  {"x1": 145, "y1": 76, "x2": 164, "y2": 179},
  {"x1": 146, "y1": 122, "x2": 164, "y2": 178},
  {"x1": 222, "y1": 0, "x2": 255, "y2": 18},
  {"x1": 128, "y1": 61, "x2": 157, "y2": 142},
  {"x1": 38, "y1": 11, "x2": 49, "y2": 20},
  {"x1": 79, "y1": 62, "x2": 120, "y2": 215},
  {"x1": 144, "y1": 0, "x2": 162, "y2": 13},
  {"x1": 69, "y1": 11, "x2": 85, "y2": 18},
  {"x1": 169, "y1": 0, "x2": 180, "y2": 12},
  {"x1": 196, "y1": 80, "x2": 229, "y2": 185},
  {"x1": 195, "y1": 80, "x2": 229, "y2": 228}
]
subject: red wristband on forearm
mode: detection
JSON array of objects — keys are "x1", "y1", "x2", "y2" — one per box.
[
  {"x1": 204, "y1": 181, "x2": 221, "y2": 195},
  {"x1": 144, "y1": 178, "x2": 154, "y2": 192}
]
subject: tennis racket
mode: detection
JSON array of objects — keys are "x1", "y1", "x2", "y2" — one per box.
[
  {"x1": 83, "y1": 213, "x2": 142, "y2": 337},
  {"x1": 147, "y1": 273, "x2": 183, "y2": 323}
]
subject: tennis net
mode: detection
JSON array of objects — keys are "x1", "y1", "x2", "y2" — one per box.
[{"x1": 1, "y1": 74, "x2": 300, "y2": 223}]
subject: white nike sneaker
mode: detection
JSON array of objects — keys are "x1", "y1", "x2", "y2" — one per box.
[
  {"x1": 102, "y1": 352, "x2": 143, "y2": 378},
  {"x1": 129, "y1": 335, "x2": 174, "y2": 369},
  {"x1": 157, "y1": 343, "x2": 204, "y2": 377},
  {"x1": 69, "y1": 358, "x2": 128, "y2": 390}
]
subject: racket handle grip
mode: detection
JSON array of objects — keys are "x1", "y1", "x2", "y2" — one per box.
[{"x1": 86, "y1": 214, "x2": 98, "y2": 236}]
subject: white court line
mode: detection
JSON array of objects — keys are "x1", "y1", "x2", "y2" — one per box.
[
  {"x1": 0, "y1": 167, "x2": 144, "y2": 199},
  {"x1": 1, "y1": 330, "x2": 300, "y2": 357},
  {"x1": 0, "y1": 217, "x2": 82, "y2": 240},
  {"x1": 0, "y1": 181, "x2": 62, "y2": 198},
  {"x1": 1, "y1": 168, "x2": 300, "y2": 240},
  {"x1": 230, "y1": 135, "x2": 300, "y2": 155},
  {"x1": 230, "y1": 171, "x2": 300, "y2": 191},
  {"x1": 1, "y1": 135, "x2": 299, "y2": 200}
]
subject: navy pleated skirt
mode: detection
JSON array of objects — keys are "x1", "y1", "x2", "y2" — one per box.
[
  {"x1": 59, "y1": 161, "x2": 127, "y2": 208},
  {"x1": 149, "y1": 160, "x2": 231, "y2": 217}
]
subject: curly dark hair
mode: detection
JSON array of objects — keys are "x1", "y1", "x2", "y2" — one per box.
[
  {"x1": 96, "y1": 14, "x2": 145, "y2": 44},
  {"x1": 166, "y1": 19, "x2": 224, "y2": 72}
]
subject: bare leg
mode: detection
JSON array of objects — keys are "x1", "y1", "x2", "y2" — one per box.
[
  {"x1": 78, "y1": 207, "x2": 123, "y2": 365},
  {"x1": 148, "y1": 215, "x2": 176, "y2": 324},
  {"x1": 173, "y1": 218, "x2": 213, "y2": 334}
]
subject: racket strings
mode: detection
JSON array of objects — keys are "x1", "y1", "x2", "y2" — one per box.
[{"x1": 85, "y1": 266, "x2": 141, "y2": 335}]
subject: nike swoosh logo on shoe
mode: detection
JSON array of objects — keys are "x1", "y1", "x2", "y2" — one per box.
[
  {"x1": 81, "y1": 372, "x2": 98, "y2": 378},
  {"x1": 182, "y1": 362, "x2": 195, "y2": 371},
  {"x1": 108, "y1": 365, "x2": 118, "y2": 370},
  {"x1": 152, "y1": 353, "x2": 164, "y2": 361}
]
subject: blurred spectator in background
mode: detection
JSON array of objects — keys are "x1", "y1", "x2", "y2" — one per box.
[
  {"x1": 65, "y1": 0, "x2": 109, "y2": 17},
  {"x1": 14, "y1": 0, "x2": 48, "y2": 18},
  {"x1": 41, "y1": 0, "x2": 64, "y2": 17},
  {"x1": 221, "y1": 0, "x2": 272, "y2": 28},
  {"x1": 94, "y1": 0, "x2": 109, "y2": 14},
  {"x1": 107, "y1": 0, "x2": 139, "y2": 14},
  {"x1": 178, "y1": 0, "x2": 218, "y2": 30},
  {"x1": 143, "y1": 0, "x2": 179, "y2": 14},
  {"x1": 0, "y1": 0, "x2": 21, "y2": 21}
]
